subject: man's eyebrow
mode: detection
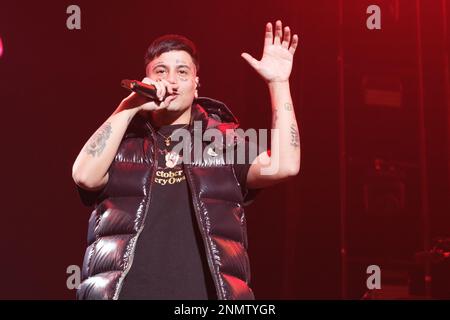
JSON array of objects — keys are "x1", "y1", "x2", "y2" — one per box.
[
  {"x1": 176, "y1": 64, "x2": 191, "y2": 69},
  {"x1": 153, "y1": 63, "x2": 167, "y2": 69},
  {"x1": 152, "y1": 63, "x2": 191, "y2": 69}
]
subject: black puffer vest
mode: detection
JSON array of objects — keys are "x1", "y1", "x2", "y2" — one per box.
[{"x1": 77, "y1": 97, "x2": 256, "y2": 300}]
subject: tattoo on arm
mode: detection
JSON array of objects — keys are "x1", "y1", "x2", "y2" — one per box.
[
  {"x1": 290, "y1": 124, "x2": 300, "y2": 147},
  {"x1": 84, "y1": 122, "x2": 112, "y2": 157},
  {"x1": 284, "y1": 102, "x2": 293, "y2": 111}
]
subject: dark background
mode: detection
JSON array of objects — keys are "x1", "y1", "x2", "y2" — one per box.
[{"x1": 0, "y1": 0, "x2": 448, "y2": 299}]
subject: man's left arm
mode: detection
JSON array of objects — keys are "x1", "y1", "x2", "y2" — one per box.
[{"x1": 241, "y1": 20, "x2": 300, "y2": 189}]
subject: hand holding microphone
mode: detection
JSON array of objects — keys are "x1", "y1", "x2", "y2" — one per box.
[{"x1": 119, "y1": 77, "x2": 179, "y2": 112}]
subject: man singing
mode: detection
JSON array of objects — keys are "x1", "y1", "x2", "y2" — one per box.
[{"x1": 72, "y1": 20, "x2": 300, "y2": 300}]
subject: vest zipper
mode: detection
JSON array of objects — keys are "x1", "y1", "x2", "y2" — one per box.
[
  {"x1": 112, "y1": 124, "x2": 158, "y2": 300},
  {"x1": 184, "y1": 166, "x2": 225, "y2": 300}
]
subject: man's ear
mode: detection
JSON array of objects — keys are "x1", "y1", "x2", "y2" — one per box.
[{"x1": 194, "y1": 76, "x2": 200, "y2": 98}]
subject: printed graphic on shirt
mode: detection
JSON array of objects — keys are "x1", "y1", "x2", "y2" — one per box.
[{"x1": 154, "y1": 148, "x2": 186, "y2": 186}]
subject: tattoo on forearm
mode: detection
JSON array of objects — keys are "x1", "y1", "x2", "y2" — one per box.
[
  {"x1": 290, "y1": 124, "x2": 300, "y2": 147},
  {"x1": 284, "y1": 102, "x2": 293, "y2": 111},
  {"x1": 84, "y1": 122, "x2": 112, "y2": 157}
]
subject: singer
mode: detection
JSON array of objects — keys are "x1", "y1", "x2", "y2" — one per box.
[{"x1": 72, "y1": 20, "x2": 300, "y2": 300}]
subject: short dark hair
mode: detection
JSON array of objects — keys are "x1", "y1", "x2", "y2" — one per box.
[{"x1": 144, "y1": 34, "x2": 199, "y2": 72}]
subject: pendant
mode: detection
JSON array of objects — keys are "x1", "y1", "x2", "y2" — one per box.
[{"x1": 165, "y1": 137, "x2": 171, "y2": 147}]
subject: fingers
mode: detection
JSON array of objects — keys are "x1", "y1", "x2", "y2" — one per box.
[
  {"x1": 155, "y1": 100, "x2": 168, "y2": 110},
  {"x1": 141, "y1": 77, "x2": 153, "y2": 85},
  {"x1": 282, "y1": 26, "x2": 291, "y2": 48},
  {"x1": 160, "y1": 79, "x2": 180, "y2": 96},
  {"x1": 162, "y1": 93, "x2": 177, "y2": 106},
  {"x1": 156, "y1": 81, "x2": 166, "y2": 101},
  {"x1": 142, "y1": 77, "x2": 165, "y2": 101},
  {"x1": 143, "y1": 77, "x2": 180, "y2": 101},
  {"x1": 241, "y1": 52, "x2": 259, "y2": 69},
  {"x1": 142, "y1": 77, "x2": 159, "y2": 96},
  {"x1": 264, "y1": 22, "x2": 273, "y2": 46},
  {"x1": 151, "y1": 93, "x2": 177, "y2": 111},
  {"x1": 131, "y1": 77, "x2": 178, "y2": 112},
  {"x1": 160, "y1": 79, "x2": 172, "y2": 95},
  {"x1": 274, "y1": 20, "x2": 282, "y2": 45},
  {"x1": 289, "y1": 34, "x2": 299, "y2": 55},
  {"x1": 266, "y1": 20, "x2": 298, "y2": 53}
]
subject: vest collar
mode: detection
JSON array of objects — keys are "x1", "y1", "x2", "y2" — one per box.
[{"x1": 132, "y1": 96, "x2": 240, "y2": 135}]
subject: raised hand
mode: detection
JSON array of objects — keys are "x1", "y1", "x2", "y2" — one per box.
[{"x1": 241, "y1": 20, "x2": 298, "y2": 83}]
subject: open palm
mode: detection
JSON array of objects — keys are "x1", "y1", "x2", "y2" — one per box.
[{"x1": 242, "y1": 20, "x2": 298, "y2": 83}]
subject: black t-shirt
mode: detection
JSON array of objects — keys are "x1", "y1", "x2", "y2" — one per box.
[{"x1": 78, "y1": 123, "x2": 255, "y2": 300}]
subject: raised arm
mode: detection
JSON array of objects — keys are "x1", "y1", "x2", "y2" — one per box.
[{"x1": 241, "y1": 20, "x2": 300, "y2": 189}]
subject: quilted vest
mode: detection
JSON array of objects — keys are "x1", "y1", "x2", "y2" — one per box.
[{"x1": 77, "y1": 97, "x2": 255, "y2": 300}]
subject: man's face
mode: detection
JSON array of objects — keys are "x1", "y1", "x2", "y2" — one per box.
[{"x1": 146, "y1": 50, "x2": 198, "y2": 112}]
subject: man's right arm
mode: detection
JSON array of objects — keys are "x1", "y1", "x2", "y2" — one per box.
[
  {"x1": 72, "y1": 77, "x2": 178, "y2": 191},
  {"x1": 72, "y1": 104, "x2": 140, "y2": 191}
]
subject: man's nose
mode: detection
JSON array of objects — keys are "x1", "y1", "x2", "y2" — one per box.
[
  {"x1": 167, "y1": 71, "x2": 179, "y2": 85},
  {"x1": 166, "y1": 73, "x2": 179, "y2": 94}
]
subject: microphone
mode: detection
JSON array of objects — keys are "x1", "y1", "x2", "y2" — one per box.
[{"x1": 121, "y1": 79, "x2": 166, "y2": 100}]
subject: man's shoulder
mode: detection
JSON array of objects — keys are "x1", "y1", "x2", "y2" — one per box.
[{"x1": 195, "y1": 97, "x2": 239, "y2": 127}]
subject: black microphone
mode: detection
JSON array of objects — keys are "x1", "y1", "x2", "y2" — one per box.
[{"x1": 121, "y1": 79, "x2": 166, "y2": 100}]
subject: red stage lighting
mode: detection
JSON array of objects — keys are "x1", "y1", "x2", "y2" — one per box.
[{"x1": 0, "y1": 36, "x2": 3, "y2": 58}]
